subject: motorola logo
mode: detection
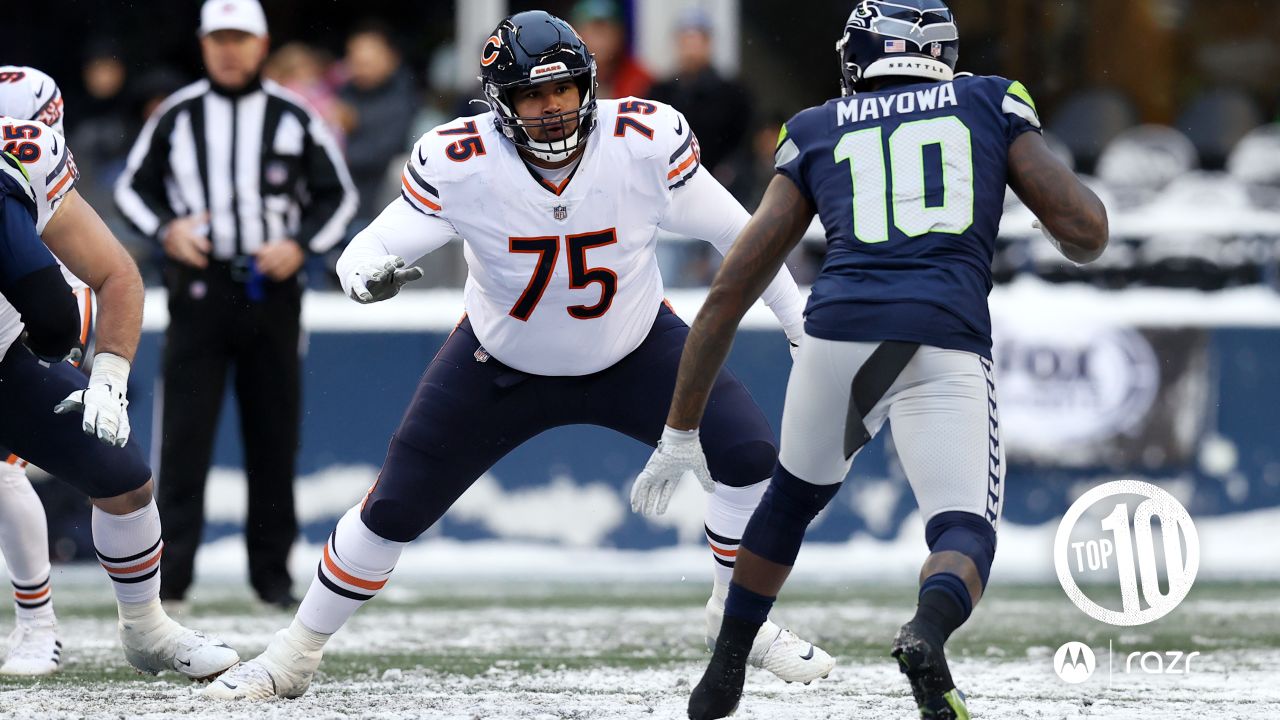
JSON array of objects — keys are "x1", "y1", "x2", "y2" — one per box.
[{"x1": 1053, "y1": 641, "x2": 1096, "y2": 684}]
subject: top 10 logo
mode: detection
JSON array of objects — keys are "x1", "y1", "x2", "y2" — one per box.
[{"x1": 1054, "y1": 480, "x2": 1200, "y2": 626}]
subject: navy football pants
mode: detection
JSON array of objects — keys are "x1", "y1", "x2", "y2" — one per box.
[
  {"x1": 360, "y1": 305, "x2": 778, "y2": 542},
  {"x1": 0, "y1": 344, "x2": 151, "y2": 498}
]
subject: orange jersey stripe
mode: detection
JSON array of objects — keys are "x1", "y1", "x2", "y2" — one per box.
[
  {"x1": 102, "y1": 545, "x2": 163, "y2": 575},
  {"x1": 46, "y1": 169, "x2": 73, "y2": 201},
  {"x1": 14, "y1": 587, "x2": 50, "y2": 601},
  {"x1": 708, "y1": 542, "x2": 738, "y2": 558},
  {"x1": 323, "y1": 543, "x2": 388, "y2": 592},
  {"x1": 667, "y1": 152, "x2": 697, "y2": 180},
  {"x1": 402, "y1": 175, "x2": 442, "y2": 211},
  {"x1": 78, "y1": 288, "x2": 92, "y2": 345}
]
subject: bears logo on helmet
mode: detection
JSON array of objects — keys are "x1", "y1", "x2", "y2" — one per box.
[{"x1": 478, "y1": 11, "x2": 599, "y2": 164}]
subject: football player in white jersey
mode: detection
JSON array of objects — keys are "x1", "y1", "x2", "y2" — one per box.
[
  {"x1": 0, "y1": 65, "x2": 83, "y2": 675},
  {"x1": 206, "y1": 10, "x2": 833, "y2": 701},
  {"x1": 0, "y1": 74, "x2": 240, "y2": 680}
]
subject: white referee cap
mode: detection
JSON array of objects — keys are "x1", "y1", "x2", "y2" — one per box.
[
  {"x1": 199, "y1": 0, "x2": 269, "y2": 37},
  {"x1": 0, "y1": 66, "x2": 64, "y2": 136}
]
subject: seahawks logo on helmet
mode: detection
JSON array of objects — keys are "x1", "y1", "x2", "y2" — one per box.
[{"x1": 837, "y1": 0, "x2": 960, "y2": 96}]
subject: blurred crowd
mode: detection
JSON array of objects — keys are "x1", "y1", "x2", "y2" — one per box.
[{"x1": 49, "y1": 0, "x2": 1280, "y2": 292}]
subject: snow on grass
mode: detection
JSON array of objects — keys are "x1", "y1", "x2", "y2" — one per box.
[{"x1": 1, "y1": 571, "x2": 1278, "y2": 720}]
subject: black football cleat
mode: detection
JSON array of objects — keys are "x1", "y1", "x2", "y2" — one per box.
[
  {"x1": 687, "y1": 649, "x2": 747, "y2": 720},
  {"x1": 891, "y1": 620, "x2": 971, "y2": 719}
]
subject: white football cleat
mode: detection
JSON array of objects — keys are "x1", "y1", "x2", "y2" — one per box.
[
  {"x1": 706, "y1": 595, "x2": 836, "y2": 684},
  {"x1": 0, "y1": 620, "x2": 62, "y2": 676},
  {"x1": 203, "y1": 624, "x2": 323, "y2": 700},
  {"x1": 119, "y1": 606, "x2": 239, "y2": 681}
]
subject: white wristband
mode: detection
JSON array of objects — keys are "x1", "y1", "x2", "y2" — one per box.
[
  {"x1": 660, "y1": 424, "x2": 699, "y2": 445},
  {"x1": 90, "y1": 352, "x2": 131, "y2": 389}
]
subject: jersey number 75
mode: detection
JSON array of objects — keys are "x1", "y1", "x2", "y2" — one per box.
[{"x1": 508, "y1": 229, "x2": 617, "y2": 321}]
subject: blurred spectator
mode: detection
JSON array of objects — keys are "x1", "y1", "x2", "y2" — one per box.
[
  {"x1": 132, "y1": 67, "x2": 189, "y2": 121},
  {"x1": 648, "y1": 9, "x2": 751, "y2": 175},
  {"x1": 724, "y1": 114, "x2": 786, "y2": 209},
  {"x1": 265, "y1": 42, "x2": 346, "y2": 144},
  {"x1": 339, "y1": 21, "x2": 418, "y2": 226},
  {"x1": 67, "y1": 42, "x2": 134, "y2": 216},
  {"x1": 572, "y1": 0, "x2": 651, "y2": 99}
]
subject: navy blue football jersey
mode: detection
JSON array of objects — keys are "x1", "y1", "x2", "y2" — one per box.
[{"x1": 776, "y1": 75, "x2": 1041, "y2": 358}]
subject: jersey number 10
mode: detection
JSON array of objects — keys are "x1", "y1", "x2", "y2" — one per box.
[{"x1": 834, "y1": 115, "x2": 974, "y2": 244}]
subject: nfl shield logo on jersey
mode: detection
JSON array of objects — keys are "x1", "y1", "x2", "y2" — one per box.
[{"x1": 553, "y1": 204, "x2": 568, "y2": 221}]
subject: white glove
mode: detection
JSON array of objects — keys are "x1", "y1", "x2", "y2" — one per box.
[
  {"x1": 346, "y1": 255, "x2": 424, "y2": 304},
  {"x1": 54, "y1": 352, "x2": 131, "y2": 447},
  {"x1": 630, "y1": 425, "x2": 714, "y2": 516},
  {"x1": 1033, "y1": 219, "x2": 1074, "y2": 261}
]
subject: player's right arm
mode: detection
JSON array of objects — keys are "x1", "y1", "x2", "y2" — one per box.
[
  {"x1": 336, "y1": 137, "x2": 459, "y2": 303},
  {"x1": 633, "y1": 172, "x2": 813, "y2": 515},
  {"x1": 668, "y1": 173, "x2": 815, "y2": 431},
  {"x1": 1007, "y1": 123, "x2": 1108, "y2": 264}
]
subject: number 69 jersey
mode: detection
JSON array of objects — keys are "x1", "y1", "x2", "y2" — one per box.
[
  {"x1": 401, "y1": 98, "x2": 703, "y2": 376},
  {"x1": 777, "y1": 75, "x2": 1041, "y2": 360}
]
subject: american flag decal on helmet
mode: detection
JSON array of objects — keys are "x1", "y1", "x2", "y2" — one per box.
[{"x1": 885, "y1": 39, "x2": 906, "y2": 52}]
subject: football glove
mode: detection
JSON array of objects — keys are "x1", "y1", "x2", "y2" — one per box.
[
  {"x1": 347, "y1": 255, "x2": 423, "y2": 304},
  {"x1": 54, "y1": 352, "x2": 131, "y2": 447},
  {"x1": 1033, "y1": 218, "x2": 1079, "y2": 264},
  {"x1": 630, "y1": 425, "x2": 714, "y2": 516}
]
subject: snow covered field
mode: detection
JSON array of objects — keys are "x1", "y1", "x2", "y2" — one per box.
[{"x1": 2, "y1": 560, "x2": 1277, "y2": 720}]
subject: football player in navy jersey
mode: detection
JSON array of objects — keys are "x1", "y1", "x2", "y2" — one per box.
[{"x1": 632, "y1": 1, "x2": 1108, "y2": 718}]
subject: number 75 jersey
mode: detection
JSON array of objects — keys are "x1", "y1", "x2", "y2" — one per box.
[
  {"x1": 400, "y1": 99, "x2": 702, "y2": 376},
  {"x1": 777, "y1": 75, "x2": 1041, "y2": 360}
]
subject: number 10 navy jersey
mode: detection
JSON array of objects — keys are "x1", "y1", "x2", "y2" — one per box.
[{"x1": 777, "y1": 75, "x2": 1041, "y2": 359}]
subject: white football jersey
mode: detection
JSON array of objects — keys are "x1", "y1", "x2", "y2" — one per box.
[
  {"x1": 0, "y1": 115, "x2": 83, "y2": 359},
  {"x1": 0, "y1": 66, "x2": 64, "y2": 135},
  {"x1": 401, "y1": 98, "x2": 703, "y2": 376}
]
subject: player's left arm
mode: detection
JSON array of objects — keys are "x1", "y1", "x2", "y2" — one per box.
[
  {"x1": 41, "y1": 190, "x2": 142, "y2": 361},
  {"x1": 666, "y1": 174, "x2": 814, "y2": 431},
  {"x1": 42, "y1": 188, "x2": 144, "y2": 446},
  {"x1": 658, "y1": 148, "x2": 807, "y2": 346}
]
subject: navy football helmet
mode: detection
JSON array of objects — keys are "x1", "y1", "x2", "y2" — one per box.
[
  {"x1": 479, "y1": 11, "x2": 599, "y2": 163},
  {"x1": 836, "y1": 0, "x2": 960, "y2": 96}
]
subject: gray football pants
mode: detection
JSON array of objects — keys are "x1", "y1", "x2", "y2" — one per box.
[{"x1": 779, "y1": 334, "x2": 1006, "y2": 529}]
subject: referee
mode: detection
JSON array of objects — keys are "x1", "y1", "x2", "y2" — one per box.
[{"x1": 115, "y1": 0, "x2": 357, "y2": 609}]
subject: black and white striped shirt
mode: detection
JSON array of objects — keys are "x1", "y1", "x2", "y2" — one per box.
[{"x1": 115, "y1": 78, "x2": 357, "y2": 258}]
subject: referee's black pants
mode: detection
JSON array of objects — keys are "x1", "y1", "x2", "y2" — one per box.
[{"x1": 157, "y1": 260, "x2": 301, "y2": 603}]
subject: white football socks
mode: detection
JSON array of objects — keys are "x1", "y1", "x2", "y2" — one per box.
[
  {"x1": 296, "y1": 506, "x2": 405, "y2": 636},
  {"x1": 0, "y1": 462, "x2": 55, "y2": 623},
  {"x1": 704, "y1": 479, "x2": 769, "y2": 589},
  {"x1": 92, "y1": 500, "x2": 164, "y2": 607}
]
